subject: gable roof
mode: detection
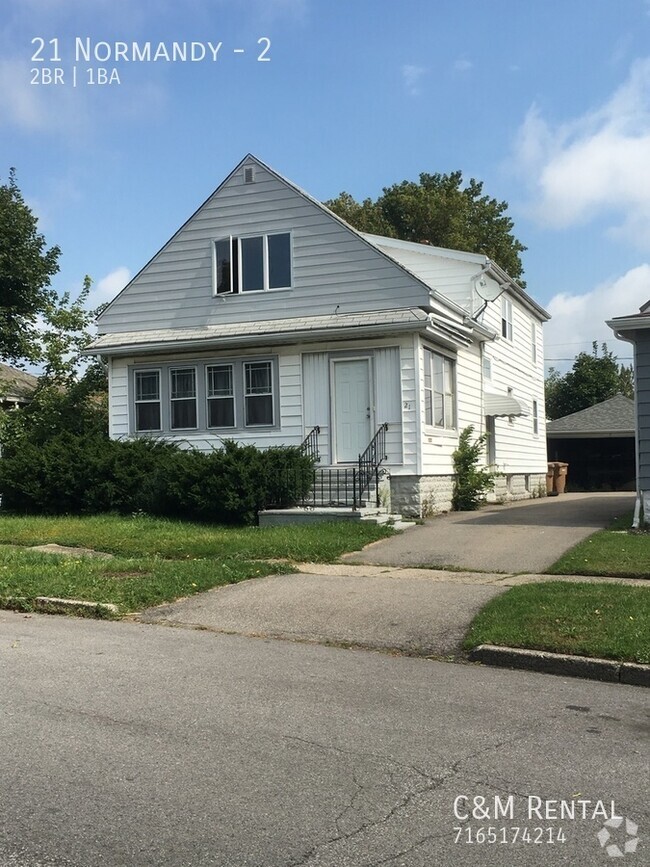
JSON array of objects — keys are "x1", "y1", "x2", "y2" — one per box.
[
  {"x1": 546, "y1": 394, "x2": 635, "y2": 437},
  {"x1": 95, "y1": 154, "x2": 546, "y2": 334}
]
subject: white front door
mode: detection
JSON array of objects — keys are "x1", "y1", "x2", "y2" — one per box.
[{"x1": 333, "y1": 359, "x2": 371, "y2": 463}]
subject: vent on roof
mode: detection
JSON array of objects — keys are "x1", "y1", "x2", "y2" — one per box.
[{"x1": 244, "y1": 166, "x2": 255, "y2": 184}]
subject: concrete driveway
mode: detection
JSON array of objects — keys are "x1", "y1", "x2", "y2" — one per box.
[
  {"x1": 343, "y1": 492, "x2": 635, "y2": 573},
  {"x1": 139, "y1": 493, "x2": 636, "y2": 658}
]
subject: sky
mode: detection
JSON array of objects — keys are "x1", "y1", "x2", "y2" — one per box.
[{"x1": 2, "y1": 0, "x2": 650, "y2": 372}]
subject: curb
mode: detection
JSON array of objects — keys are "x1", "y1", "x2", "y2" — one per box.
[
  {"x1": 469, "y1": 644, "x2": 649, "y2": 687},
  {"x1": 4, "y1": 596, "x2": 119, "y2": 618}
]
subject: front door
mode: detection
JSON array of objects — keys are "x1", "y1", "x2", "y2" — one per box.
[{"x1": 333, "y1": 359, "x2": 371, "y2": 463}]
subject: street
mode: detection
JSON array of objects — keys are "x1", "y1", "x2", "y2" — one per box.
[{"x1": 1, "y1": 611, "x2": 648, "y2": 867}]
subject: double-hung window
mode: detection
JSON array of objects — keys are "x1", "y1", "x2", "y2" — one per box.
[
  {"x1": 532, "y1": 400, "x2": 539, "y2": 435},
  {"x1": 424, "y1": 349, "x2": 455, "y2": 429},
  {"x1": 206, "y1": 364, "x2": 235, "y2": 428},
  {"x1": 244, "y1": 361, "x2": 273, "y2": 426},
  {"x1": 170, "y1": 367, "x2": 197, "y2": 429},
  {"x1": 134, "y1": 370, "x2": 161, "y2": 432},
  {"x1": 215, "y1": 233, "x2": 291, "y2": 294}
]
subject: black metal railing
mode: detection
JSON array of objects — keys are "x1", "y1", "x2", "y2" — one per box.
[
  {"x1": 357, "y1": 422, "x2": 389, "y2": 507},
  {"x1": 300, "y1": 425, "x2": 320, "y2": 462},
  {"x1": 265, "y1": 424, "x2": 388, "y2": 511}
]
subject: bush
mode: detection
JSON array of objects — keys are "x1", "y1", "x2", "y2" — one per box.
[
  {"x1": 452, "y1": 426, "x2": 497, "y2": 511},
  {"x1": 0, "y1": 433, "x2": 315, "y2": 524}
]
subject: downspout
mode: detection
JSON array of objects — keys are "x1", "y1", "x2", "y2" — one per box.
[{"x1": 613, "y1": 328, "x2": 642, "y2": 528}]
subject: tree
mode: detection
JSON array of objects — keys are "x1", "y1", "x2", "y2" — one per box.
[
  {"x1": 326, "y1": 170, "x2": 526, "y2": 283},
  {"x1": 545, "y1": 342, "x2": 634, "y2": 420},
  {"x1": 0, "y1": 169, "x2": 95, "y2": 377}
]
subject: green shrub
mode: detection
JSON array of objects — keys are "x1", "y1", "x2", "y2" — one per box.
[{"x1": 452, "y1": 426, "x2": 497, "y2": 511}]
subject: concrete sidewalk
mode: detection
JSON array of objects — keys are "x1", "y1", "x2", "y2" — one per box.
[
  {"x1": 342, "y1": 492, "x2": 635, "y2": 572},
  {"x1": 138, "y1": 564, "x2": 643, "y2": 658}
]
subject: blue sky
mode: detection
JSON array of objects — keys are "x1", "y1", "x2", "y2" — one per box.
[{"x1": 2, "y1": 0, "x2": 650, "y2": 370}]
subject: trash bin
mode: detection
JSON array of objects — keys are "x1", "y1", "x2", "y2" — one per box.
[
  {"x1": 554, "y1": 462, "x2": 569, "y2": 495},
  {"x1": 546, "y1": 463, "x2": 556, "y2": 495}
]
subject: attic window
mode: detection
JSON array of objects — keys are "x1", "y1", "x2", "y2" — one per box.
[
  {"x1": 214, "y1": 233, "x2": 291, "y2": 294},
  {"x1": 244, "y1": 166, "x2": 254, "y2": 184}
]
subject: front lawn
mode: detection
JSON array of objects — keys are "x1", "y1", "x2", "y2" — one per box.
[
  {"x1": 548, "y1": 514, "x2": 650, "y2": 578},
  {"x1": 0, "y1": 514, "x2": 394, "y2": 615},
  {"x1": 463, "y1": 582, "x2": 650, "y2": 664},
  {"x1": 0, "y1": 514, "x2": 393, "y2": 562}
]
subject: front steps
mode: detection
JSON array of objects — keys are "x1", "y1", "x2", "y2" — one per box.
[{"x1": 258, "y1": 505, "x2": 415, "y2": 529}]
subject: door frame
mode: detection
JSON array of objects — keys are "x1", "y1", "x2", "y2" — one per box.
[{"x1": 330, "y1": 356, "x2": 374, "y2": 464}]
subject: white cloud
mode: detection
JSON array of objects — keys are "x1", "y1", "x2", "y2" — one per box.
[
  {"x1": 513, "y1": 59, "x2": 650, "y2": 246},
  {"x1": 544, "y1": 264, "x2": 650, "y2": 367},
  {"x1": 87, "y1": 267, "x2": 132, "y2": 309},
  {"x1": 402, "y1": 64, "x2": 426, "y2": 96},
  {"x1": 453, "y1": 57, "x2": 473, "y2": 73}
]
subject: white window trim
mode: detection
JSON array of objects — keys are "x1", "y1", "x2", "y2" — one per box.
[
  {"x1": 423, "y1": 347, "x2": 456, "y2": 431},
  {"x1": 501, "y1": 297, "x2": 513, "y2": 342},
  {"x1": 533, "y1": 399, "x2": 539, "y2": 435},
  {"x1": 134, "y1": 368, "x2": 162, "y2": 433},
  {"x1": 243, "y1": 359, "x2": 275, "y2": 427},
  {"x1": 212, "y1": 232, "x2": 292, "y2": 296},
  {"x1": 169, "y1": 366, "x2": 198, "y2": 431},
  {"x1": 206, "y1": 363, "x2": 236, "y2": 430}
]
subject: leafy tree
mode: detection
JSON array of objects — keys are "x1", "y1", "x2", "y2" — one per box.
[
  {"x1": 545, "y1": 342, "x2": 634, "y2": 420},
  {"x1": 0, "y1": 169, "x2": 95, "y2": 377},
  {"x1": 326, "y1": 170, "x2": 526, "y2": 283}
]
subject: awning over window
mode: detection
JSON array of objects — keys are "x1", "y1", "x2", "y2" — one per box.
[{"x1": 484, "y1": 394, "x2": 530, "y2": 417}]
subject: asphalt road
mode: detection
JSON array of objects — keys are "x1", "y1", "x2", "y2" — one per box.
[
  {"x1": 1, "y1": 611, "x2": 648, "y2": 867},
  {"x1": 343, "y1": 492, "x2": 636, "y2": 572}
]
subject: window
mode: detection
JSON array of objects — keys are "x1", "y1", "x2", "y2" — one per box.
[
  {"x1": 424, "y1": 348, "x2": 455, "y2": 429},
  {"x1": 482, "y1": 355, "x2": 492, "y2": 381},
  {"x1": 135, "y1": 370, "x2": 161, "y2": 432},
  {"x1": 170, "y1": 367, "x2": 197, "y2": 429},
  {"x1": 533, "y1": 400, "x2": 539, "y2": 435},
  {"x1": 207, "y1": 364, "x2": 235, "y2": 428},
  {"x1": 501, "y1": 297, "x2": 513, "y2": 341},
  {"x1": 215, "y1": 233, "x2": 291, "y2": 294},
  {"x1": 244, "y1": 361, "x2": 274, "y2": 426}
]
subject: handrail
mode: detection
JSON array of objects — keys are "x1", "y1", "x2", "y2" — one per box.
[
  {"x1": 357, "y1": 422, "x2": 388, "y2": 507},
  {"x1": 299, "y1": 425, "x2": 320, "y2": 462}
]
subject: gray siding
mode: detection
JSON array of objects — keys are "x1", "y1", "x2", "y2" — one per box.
[
  {"x1": 636, "y1": 333, "x2": 650, "y2": 490},
  {"x1": 98, "y1": 159, "x2": 430, "y2": 335}
]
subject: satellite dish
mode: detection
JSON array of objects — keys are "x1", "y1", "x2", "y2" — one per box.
[{"x1": 474, "y1": 275, "x2": 503, "y2": 303}]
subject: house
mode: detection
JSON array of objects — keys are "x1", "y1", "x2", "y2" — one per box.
[
  {"x1": 87, "y1": 155, "x2": 550, "y2": 517},
  {"x1": 607, "y1": 302, "x2": 650, "y2": 525},
  {"x1": 546, "y1": 394, "x2": 636, "y2": 491},
  {"x1": 0, "y1": 363, "x2": 38, "y2": 410}
]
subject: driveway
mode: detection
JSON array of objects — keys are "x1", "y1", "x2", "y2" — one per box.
[
  {"x1": 139, "y1": 493, "x2": 635, "y2": 657},
  {"x1": 343, "y1": 492, "x2": 635, "y2": 573}
]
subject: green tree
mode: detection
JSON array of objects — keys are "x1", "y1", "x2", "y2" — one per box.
[
  {"x1": 0, "y1": 169, "x2": 95, "y2": 377},
  {"x1": 545, "y1": 342, "x2": 634, "y2": 420},
  {"x1": 326, "y1": 170, "x2": 526, "y2": 283}
]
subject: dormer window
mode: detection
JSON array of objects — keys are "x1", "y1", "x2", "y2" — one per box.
[{"x1": 214, "y1": 232, "x2": 291, "y2": 294}]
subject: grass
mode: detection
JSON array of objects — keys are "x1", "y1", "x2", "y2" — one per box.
[
  {"x1": 0, "y1": 513, "x2": 393, "y2": 562},
  {"x1": 463, "y1": 582, "x2": 650, "y2": 664},
  {"x1": 548, "y1": 512, "x2": 650, "y2": 578},
  {"x1": 0, "y1": 513, "x2": 394, "y2": 615}
]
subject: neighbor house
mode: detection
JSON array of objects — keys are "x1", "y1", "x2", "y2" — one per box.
[
  {"x1": 0, "y1": 363, "x2": 38, "y2": 410},
  {"x1": 87, "y1": 155, "x2": 550, "y2": 516},
  {"x1": 608, "y1": 302, "x2": 650, "y2": 524}
]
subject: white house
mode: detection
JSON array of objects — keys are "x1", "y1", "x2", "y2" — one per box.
[{"x1": 88, "y1": 155, "x2": 550, "y2": 516}]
